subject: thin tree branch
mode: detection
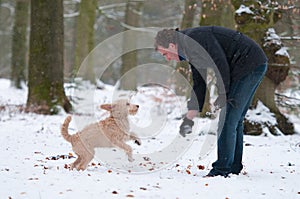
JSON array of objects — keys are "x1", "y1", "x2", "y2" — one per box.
[
  {"x1": 275, "y1": 93, "x2": 300, "y2": 102},
  {"x1": 280, "y1": 36, "x2": 300, "y2": 40}
]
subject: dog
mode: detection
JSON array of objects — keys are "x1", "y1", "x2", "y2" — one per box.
[{"x1": 61, "y1": 99, "x2": 141, "y2": 171}]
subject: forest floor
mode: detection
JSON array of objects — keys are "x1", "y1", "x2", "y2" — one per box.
[{"x1": 1, "y1": 78, "x2": 300, "y2": 199}]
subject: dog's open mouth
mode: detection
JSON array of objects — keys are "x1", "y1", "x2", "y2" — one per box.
[{"x1": 129, "y1": 107, "x2": 139, "y2": 115}]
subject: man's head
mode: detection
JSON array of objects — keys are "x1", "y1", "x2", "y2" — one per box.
[{"x1": 155, "y1": 29, "x2": 180, "y2": 62}]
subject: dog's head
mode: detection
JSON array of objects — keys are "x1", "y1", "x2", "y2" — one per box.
[{"x1": 100, "y1": 99, "x2": 139, "y2": 118}]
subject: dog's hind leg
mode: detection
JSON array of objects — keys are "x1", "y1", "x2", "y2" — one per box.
[
  {"x1": 70, "y1": 155, "x2": 81, "y2": 170},
  {"x1": 77, "y1": 149, "x2": 95, "y2": 171}
]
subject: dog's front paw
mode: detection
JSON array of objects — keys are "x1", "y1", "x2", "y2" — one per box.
[
  {"x1": 134, "y1": 139, "x2": 141, "y2": 146},
  {"x1": 69, "y1": 164, "x2": 75, "y2": 170}
]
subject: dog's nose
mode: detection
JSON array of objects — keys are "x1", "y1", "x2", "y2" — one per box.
[{"x1": 136, "y1": 105, "x2": 139, "y2": 108}]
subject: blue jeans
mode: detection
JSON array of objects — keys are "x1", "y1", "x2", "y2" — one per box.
[{"x1": 209, "y1": 63, "x2": 267, "y2": 176}]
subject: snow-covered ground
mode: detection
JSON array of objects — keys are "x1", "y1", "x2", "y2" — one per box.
[{"x1": 1, "y1": 78, "x2": 300, "y2": 199}]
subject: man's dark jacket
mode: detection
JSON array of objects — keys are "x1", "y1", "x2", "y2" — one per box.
[{"x1": 176, "y1": 26, "x2": 267, "y2": 111}]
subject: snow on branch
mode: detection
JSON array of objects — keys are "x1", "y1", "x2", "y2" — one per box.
[
  {"x1": 275, "y1": 47, "x2": 290, "y2": 58},
  {"x1": 64, "y1": 12, "x2": 80, "y2": 18},
  {"x1": 235, "y1": 5, "x2": 254, "y2": 15},
  {"x1": 265, "y1": 28, "x2": 281, "y2": 46},
  {"x1": 264, "y1": 28, "x2": 291, "y2": 59},
  {"x1": 280, "y1": 36, "x2": 300, "y2": 40},
  {"x1": 63, "y1": 0, "x2": 80, "y2": 18}
]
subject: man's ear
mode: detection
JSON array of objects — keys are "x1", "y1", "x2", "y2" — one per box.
[
  {"x1": 100, "y1": 104, "x2": 112, "y2": 111},
  {"x1": 169, "y1": 43, "x2": 177, "y2": 51}
]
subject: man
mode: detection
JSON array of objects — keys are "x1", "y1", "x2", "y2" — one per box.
[{"x1": 155, "y1": 26, "x2": 267, "y2": 177}]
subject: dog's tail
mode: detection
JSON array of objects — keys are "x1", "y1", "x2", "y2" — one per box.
[{"x1": 61, "y1": 115, "x2": 73, "y2": 143}]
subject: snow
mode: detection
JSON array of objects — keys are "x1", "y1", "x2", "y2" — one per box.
[
  {"x1": 246, "y1": 100, "x2": 277, "y2": 126},
  {"x1": 266, "y1": 28, "x2": 280, "y2": 40},
  {"x1": 235, "y1": 5, "x2": 254, "y2": 15},
  {"x1": 275, "y1": 47, "x2": 290, "y2": 58},
  {"x1": 1, "y1": 78, "x2": 300, "y2": 199},
  {"x1": 264, "y1": 28, "x2": 291, "y2": 58},
  {"x1": 265, "y1": 28, "x2": 282, "y2": 46},
  {"x1": 281, "y1": 87, "x2": 300, "y2": 107}
]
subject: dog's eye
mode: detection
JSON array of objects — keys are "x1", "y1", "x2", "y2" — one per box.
[{"x1": 126, "y1": 102, "x2": 130, "y2": 106}]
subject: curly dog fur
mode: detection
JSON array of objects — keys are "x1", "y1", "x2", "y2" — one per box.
[{"x1": 61, "y1": 99, "x2": 141, "y2": 171}]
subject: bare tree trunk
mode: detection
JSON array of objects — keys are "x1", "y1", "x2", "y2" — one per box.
[
  {"x1": 27, "y1": 0, "x2": 72, "y2": 114},
  {"x1": 120, "y1": 0, "x2": 143, "y2": 90},
  {"x1": 74, "y1": 0, "x2": 97, "y2": 83},
  {"x1": 175, "y1": 0, "x2": 197, "y2": 107},
  {"x1": 0, "y1": 0, "x2": 13, "y2": 76},
  {"x1": 11, "y1": 0, "x2": 29, "y2": 89},
  {"x1": 64, "y1": 0, "x2": 79, "y2": 80}
]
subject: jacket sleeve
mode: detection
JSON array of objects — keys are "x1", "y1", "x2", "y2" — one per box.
[
  {"x1": 187, "y1": 65, "x2": 207, "y2": 112},
  {"x1": 183, "y1": 32, "x2": 230, "y2": 95},
  {"x1": 205, "y1": 37, "x2": 230, "y2": 95}
]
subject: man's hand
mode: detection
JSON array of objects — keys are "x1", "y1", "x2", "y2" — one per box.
[
  {"x1": 186, "y1": 110, "x2": 198, "y2": 120},
  {"x1": 179, "y1": 117, "x2": 194, "y2": 137}
]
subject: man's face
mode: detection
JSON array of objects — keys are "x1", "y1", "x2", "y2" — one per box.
[{"x1": 156, "y1": 43, "x2": 180, "y2": 62}]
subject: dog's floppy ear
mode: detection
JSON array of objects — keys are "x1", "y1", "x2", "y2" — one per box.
[{"x1": 100, "y1": 104, "x2": 113, "y2": 111}]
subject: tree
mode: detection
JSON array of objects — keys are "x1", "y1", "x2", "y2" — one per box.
[
  {"x1": 74, "y1": 0, "x2": 97, "y2": 82},
  {"x1": 120, "y1": 0, "x2": 143, "y2": 90},
  {"x1": 26, "y1": 0, "x2": 72, "y2": 114},
  {"x1": 175, "y1": 0, "x2": 197, "y2": 97},
  {"x1": 0, "y1": 1, "x2": 14, "y2": 76},
  {"x1": 11, "y1": 0, "x2": 29, "y2": 89},
  {"x1": 232, "y1": 0, "x2": 294, "y2": 135}
]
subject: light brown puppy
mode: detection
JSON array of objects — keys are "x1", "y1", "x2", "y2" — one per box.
[{"x1": 61, "y1": 99, "x2": 141, "y2": 171}]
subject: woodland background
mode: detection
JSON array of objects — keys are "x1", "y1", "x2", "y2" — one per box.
[{"x1": 0, "y1": 0, "x2": 299, "y2": 135}]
